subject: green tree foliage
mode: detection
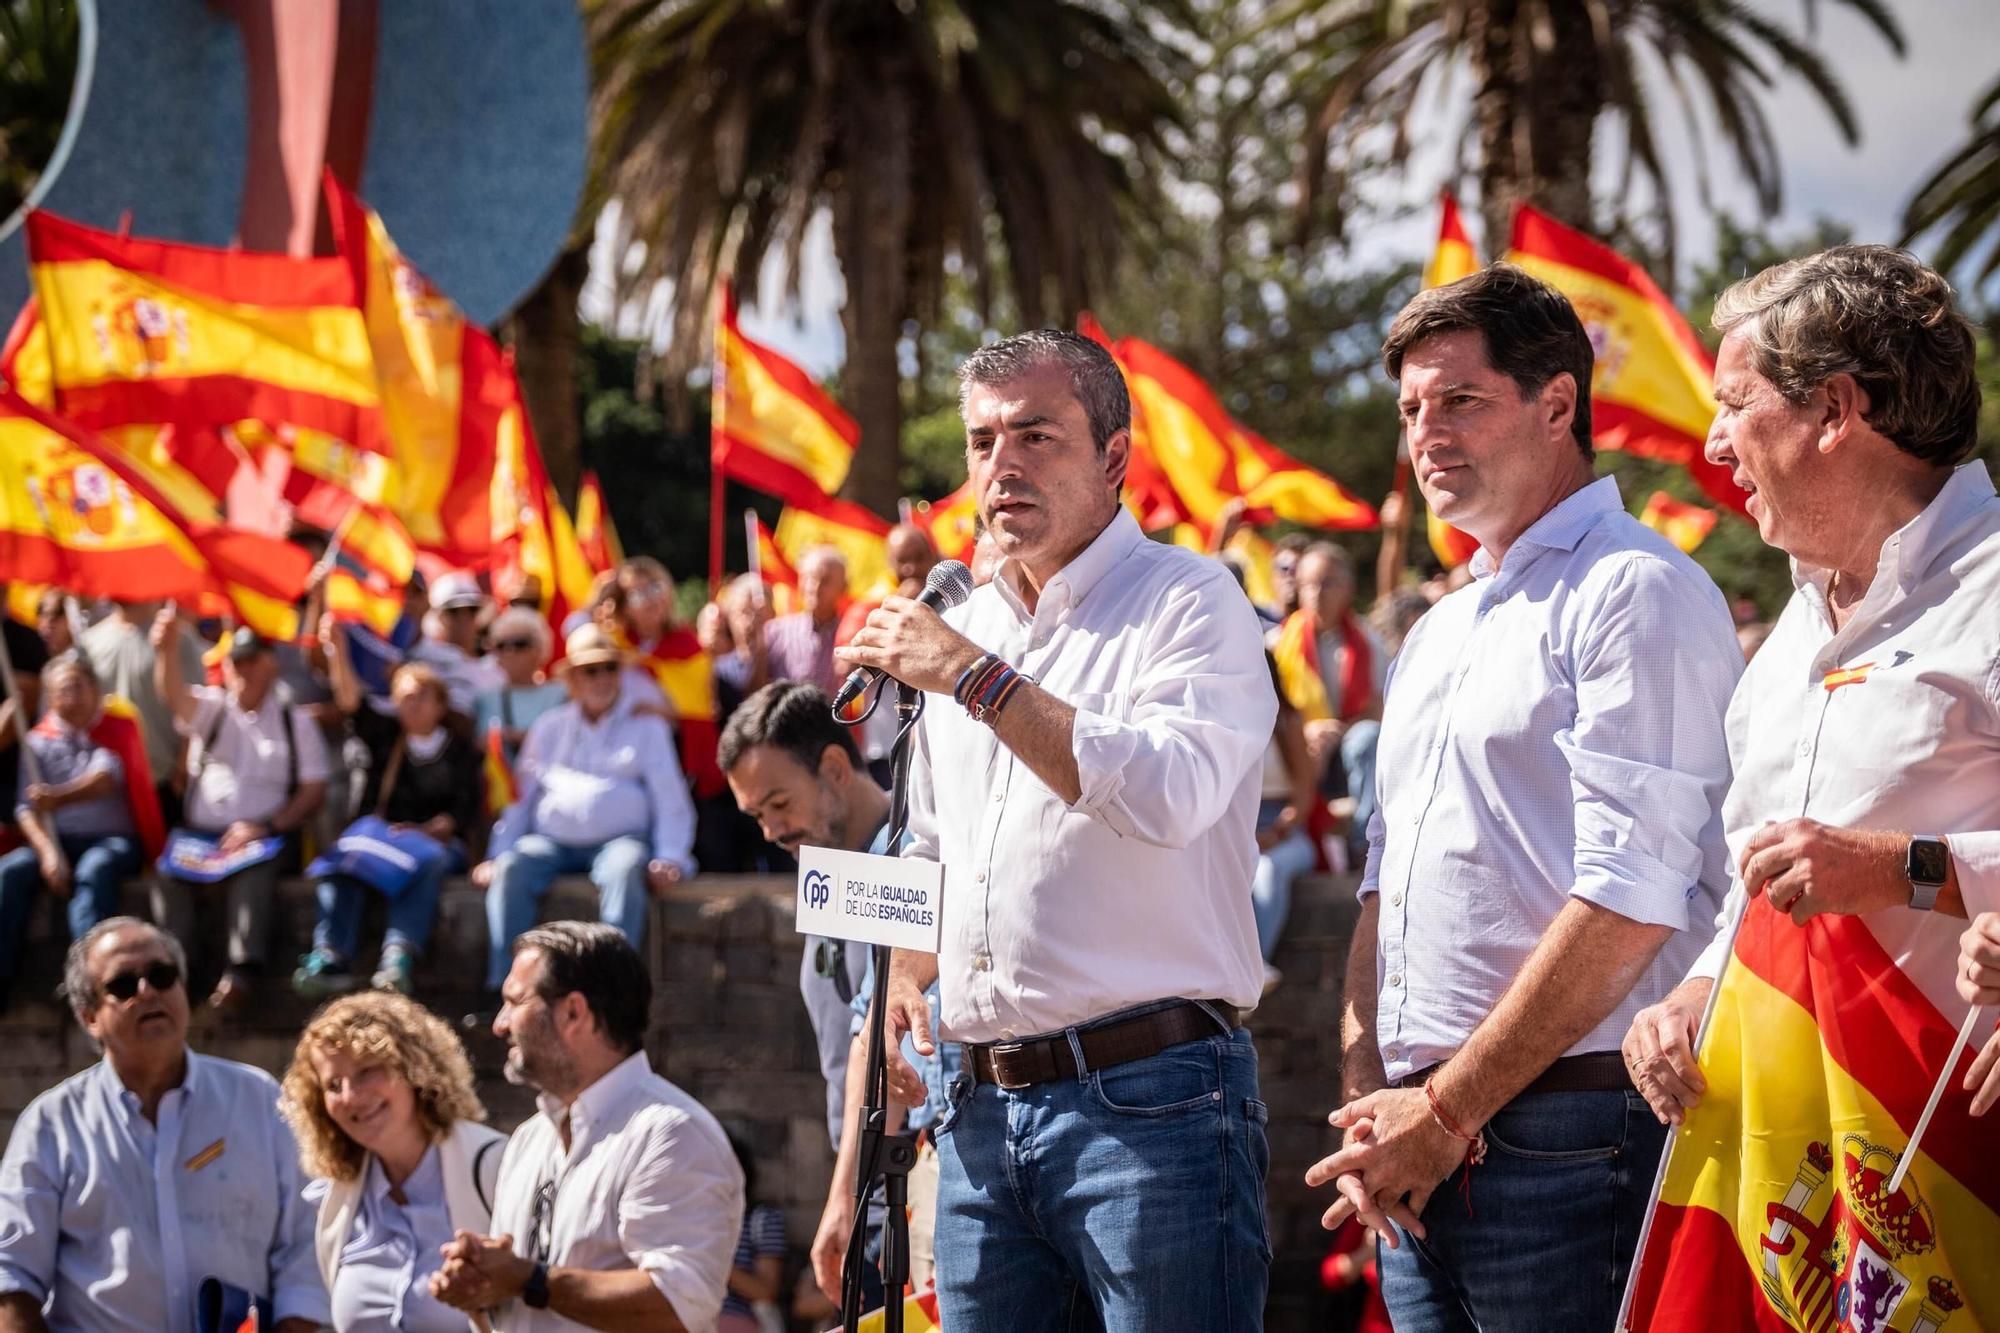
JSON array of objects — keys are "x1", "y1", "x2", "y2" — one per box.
[
  {"x1": 0, "y1": 0, "x2": 77, "y2": 221},
  {"x1": 1902, "y1": 74, "x2": 2000, "y2": 295}
]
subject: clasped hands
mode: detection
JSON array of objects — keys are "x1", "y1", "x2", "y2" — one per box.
[
  {"x1": 430, "y1": 1229, "x2": 533, "y2": 1314},
  {"x1": 1303, "y1": 1086, "x2": 1471, "y2": 1247}
]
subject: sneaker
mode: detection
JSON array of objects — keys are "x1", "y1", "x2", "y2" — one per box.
[
  {"x1": 292, "y1": 950, "x2": 357, "y2": 999},
  {"x1": 371, "y1": 946, "x2": 415, "y2": 995}
]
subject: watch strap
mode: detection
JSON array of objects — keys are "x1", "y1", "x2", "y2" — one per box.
[{"x1": 523, "y1": 1260, "x2": 551, "y2": 1309}]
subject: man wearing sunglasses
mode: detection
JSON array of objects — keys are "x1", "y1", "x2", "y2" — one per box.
[
  {"x1": 475, "y1": 623, "x2": 698, "y2": 1004},
  {"x1": 0, "y1": 917, "x2": 325, "y2": 1332}
]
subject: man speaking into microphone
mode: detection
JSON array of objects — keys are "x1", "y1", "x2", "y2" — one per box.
[{"x1": 837, "y1": 330, "x2": 1277, "y2": 1332}]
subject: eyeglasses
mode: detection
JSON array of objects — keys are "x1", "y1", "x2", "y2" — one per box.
[
  {"x1": 493, "y1": 638, "x2": 537, "y2": 653},
  {"x1": 103, "y1": 961, "x2": 181, "y2": 1002},
  {"x1": 442, "y1": 605, "x2": 482, "y2": 617},
  {"x1": 575, "y1": 662, "x2": 619, "y2": 678},
  {"x1": 528, "y1": 1177, "x2": 558, "y2": 1263}
]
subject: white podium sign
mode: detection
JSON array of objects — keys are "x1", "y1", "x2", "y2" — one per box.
[{"x1": 794, "y1": 845, "x2": 945, "y2": 952}]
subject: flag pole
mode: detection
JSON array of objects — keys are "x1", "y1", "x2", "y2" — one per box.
[
  {"x1": 1886, "y1": 1004, "x2": 1988, "y2": 1194},
  {"x1": 1615, "y1": 897, "x2": 1748, "y2": 1331},
  {"x1": 708, "y1": 463, "x2": 726, "y2": 594},
  {"x1": 743, "y1": 509, "x2": 767, "y2": 608}
]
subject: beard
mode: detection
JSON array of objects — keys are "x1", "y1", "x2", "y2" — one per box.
[{"x1": 504, "y1": 1011, "x2": 579, "y2": 1094}]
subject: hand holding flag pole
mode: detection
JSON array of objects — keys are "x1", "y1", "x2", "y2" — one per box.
[{"x1": 1885, "y1": 1004, "x2": 1988, "y2": 1193}]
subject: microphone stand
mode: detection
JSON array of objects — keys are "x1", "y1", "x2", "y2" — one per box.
[{"x1": 838, "y1": 678, "x2": 921, "y2": 1333}]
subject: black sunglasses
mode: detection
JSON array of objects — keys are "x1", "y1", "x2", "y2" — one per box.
[
  {"x1": 493, "y1": 638, "x2": 537, "y2": 652},
  {"x1": 529, "y1": 1177, "x2": 558, "y2": 1263},
  {"x1": 103, "y1": 961, "x2": 181, "y2": 1002},
  {"x1": 575, "y1": 662, "x2": 620, "y2": 678}
]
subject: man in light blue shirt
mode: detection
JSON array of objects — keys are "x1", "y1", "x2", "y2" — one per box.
[
  {"x1": 0, "y1": 917, "x2": 326, "y2": 1333},
  {"x1": 474, "y1": 624, "x2": 698, "y2": 993},
  {"x1": 1305, "y1": 265, "x2": 1740, "y2": 1331}
]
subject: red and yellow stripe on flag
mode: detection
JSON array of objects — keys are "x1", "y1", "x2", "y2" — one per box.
[
  {"x1": 640, "y1": 629, "x2": 724, "y2": 799},
  {"x1": 856, "y1": 1287, "x2": 940, "y2": 1333},
  {"x1": 1504, "y1": 206, "x2": 1745, "y2": 516},
  {"x1": 1639, "y1": 490, "x2": 1718, "y2": 554},
  {"x1": 574, "y1": 470, "x2": 623, "y2": 575},
  {"x1": 483, "y1": 725, "x2": 516, "y2": 819},
  {"x1": 913, "y1": 480, "x2": 980, "y2": 563},
  {"x1": 0, "y1": 389, "x2": 310, "y2": 637},
  {"x1": 1623, "y1": 897, "x2": 1998, "y2": 1330},
  {"x1": 1269, "y1": 609, "x2": 1332, "y2": 724},
  {"x1": 773, "y1": 492, "x2": 896, "y2": 600},
  {"x1": 1421, "y1": 195, "x2": 1483, "y2": 568},
  {"x1": 712, "y1": 280, "x2": 858, "y2": 507},
  {"x1": 747, "y1": 513, "x2": 801, "y2": 616}
]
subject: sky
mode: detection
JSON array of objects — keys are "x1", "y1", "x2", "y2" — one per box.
[{"x1": 581, "y1": 0, "x2": 1998, "y2": 379}]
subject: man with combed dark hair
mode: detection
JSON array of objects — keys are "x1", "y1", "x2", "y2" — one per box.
[
  {"x1": 1305, "y1": 263, "x2": 1741, "y2": 1328},
  {"x1": 432, "y1": 921, "x2": 743, "y2": 1332},
  {"x1": 1622, "y1": 247, "x2": 1999, "y2": 1269},
  {"x1": 838, "y1": 328, "x2": 1278, "y2": 1330},
  {"x1": 0, "y1": 917, "x2": 325, "y2": 1332}
]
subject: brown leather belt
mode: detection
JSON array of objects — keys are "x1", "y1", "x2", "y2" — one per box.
[
  {"x1": 968, "y1": 1000, "x2": 1242, "y2": 1091},
  {"x1": 1393, "y1": 1051, "x2": 1633, "y2": 1095}
]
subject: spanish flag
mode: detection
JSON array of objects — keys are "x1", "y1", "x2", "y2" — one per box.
[
  {"x1": 773, "y1": 492, "x2": 896, "y2": 601},
  {"x1": 1503, "y1": 205, "x2": 1745, "y2": 515},
  {"x1": 1421, "y1": 195, "x2": 1484, "y2": 569},
  {"x1": 746, "y1": 513, "x2": 801, "y2": 616},
  {"x1": 911, "y1": 479, "x2": 980, "y2": 564},
  {"x1": 483, "y1": 725, "x2": 516, "y2": 820},
  {"x1": 575, "y1": 470, "x2": 623, "y2": 575},
  {"x1": 1638, "y1": 490, "x2": 1718, "y2": 553},
  {"x1": 0, "y1": 388, "x2": 311, "y2": 638},
  {"x1": 637, "y1": 629, "x2": 724, "y2": 800},
  {"x1": 712, "y1": 279, "x2": 858, "y2": 507},
  {"x1": 1623, "y1": 898, "x2": 1998, "y2": 1329}
]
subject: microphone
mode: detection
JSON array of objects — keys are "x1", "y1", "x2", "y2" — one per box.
[{"x1": 830, "y1": 559, "x2": 974, "y2": 712}]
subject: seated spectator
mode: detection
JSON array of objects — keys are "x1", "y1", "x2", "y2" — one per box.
[
  {"x1": 33, "y1": 589, "x2": 73, "y2": 659},
  {"x1": 1272, "y1": 542, "x2": 1385, "y2": 864},
  {"x1": 150, "y1": 613, "x2": 330, "y2": 1015},
  {"x1": 430, "y1": 923, "x2": 743, "y2": 1331},
  {"x1": 472, "y1": 607, "x2": 567, "y2": 765},
  {"x1": 341, "y1": 576, "x2": 428, "y2": 713},
  {"x1": 473, "y1": 624, "x2": 696, "y2": 999},
  {"x1": 712, "y1": 574, "x2": 773, "y2": 713},
  {"x1": 617, "y1": 557, "x2": 726, "y2": 818},
  {"x1": 79, "y1": 599, "x2": 205, "y2": 826},
  {"x1": 1251, "y1": 653, "x2": 1318, "y2": 991},
  {"x1": 409, "y1": 571, "x2": 506, "y2": 719},
  {"x1": 0, "y1": 656, "x2": 162, "y2": 1011},
  {"x1": 718, "y1": 1134, "x2": 788, "y2": 1333},
  {"x1": 763, "y1": 547, "x2": 846, "y2": 694},
  {"x1": 295, "y1": 631, "x2": 482, "y2": 998},
  {"x1": 280, "y1": 991, "x2": 505, "y2": 1333},
  {"x1": 496, "y1": 568, "x2": 545, "y2": 611},
  {"x1": 1367, "y1": 588, "x2": 1431, "y2": 658},
  {"x1": 0, "y1": 917, "x2": 326, "y2": 1332},
  {"x1": 0, "y1": 585, "x2": 50, "y2": 834}
]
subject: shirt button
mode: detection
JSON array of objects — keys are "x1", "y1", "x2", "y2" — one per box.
[
  {"x1": 1390, "y1": 893, "x2": 1404, "y2": 908},
  {"x1": 1384, "y1": 1046, "x2": 1400, "y2": 1063},
  {"x1": 974, "y1": 870, "x2": 987, "y2": 884},
  {"x1": 1387, "y1": 972, "x2": 1403, "y2": 987},
  {"x1": 971, "y1": 953, "x2": 991, "y2": 972},
  {"x1": 1000, "y1": 1029, "x2": 1016, "y2": 1040},
  {"x1": 992, "y1": 790, "x2": 1004, "y2": 803}
]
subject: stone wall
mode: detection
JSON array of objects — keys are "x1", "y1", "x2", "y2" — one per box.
[{"x1": 0, "y1": 871, "x2": 1361, "y2": 1331}]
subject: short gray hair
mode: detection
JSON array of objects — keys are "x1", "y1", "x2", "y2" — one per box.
[
  {"x1": 1712, "y1": 245, "x2": 1980, "y2": 466},
  {"x1": 64, "y1": 917, "x2": 185, "y2": 1023},
  {"x1": 957, "y1": 330, "x2": 1131, "y2": 454}
]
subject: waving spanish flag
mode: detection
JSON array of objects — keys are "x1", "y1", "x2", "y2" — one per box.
[
  {"x1": 1622, "y1": 899, "x2": 1998, "y2": 1329},
  {"x1": 574, "y1": 470, "x2": 623, "y2": 575},
  {"x1": 772, "y1": 491, "x2": 896, "y2": 601},
  {"x1": 1638, "y1": 490, "x2": 1718, "y2": 553},
  {"x1": 0, "y1": 388, "x2": 311, "y2": 638},
  {"x1": 1504, "y1": 206, "x2": 1744, "y2": 515},
  {"x1": 1419, "y1": 196, "x2": 1486, "y2": 569},
  {"x1": 483, "y1": 725, "x2": 516, "y2": 820},
  {"x1": 912, "y1": 479, "x2": 980, "y2": 564},
  {"x1": 711, "y1": 279, "x2": 858, "y2": 507}
]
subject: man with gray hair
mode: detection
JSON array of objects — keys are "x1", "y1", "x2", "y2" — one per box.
[
  {"x1": 840, "y1": 329, "x2": 1277, "y2": 1330},
  {"x1": 762, "y1": 546, "x2": 848, "y2": 695},
  {"x1": 1622, "y1": 247, "x2": 1998, "y2": 1294},
  {"x1": 0, "y1": 917, "x2": 325, "y2": 1332}
]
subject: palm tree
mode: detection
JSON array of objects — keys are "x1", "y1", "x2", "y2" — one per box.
[
  {"x1": 0, "y1": 0, "x2": 79, "y2": 222},
  {"x1": 1903, "y1": 74, "x2": 2000, "y2": 291},
  {"x1": 1287, "y1": 0, "x2": 1902, "y2": 262},
  {"x1": 580, "y1": 0, "x2": 1187, "y2": 515}
]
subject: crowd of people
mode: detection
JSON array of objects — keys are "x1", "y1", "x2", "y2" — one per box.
[{"x1": 0, "y1": 240, "x2": 1996, "y2": 1332}]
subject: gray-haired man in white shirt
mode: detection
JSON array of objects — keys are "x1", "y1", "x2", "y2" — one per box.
[
  {"x1": 839, "y1": 329, "x2": 1277, "y2": 1332},
  {"x1": 430, "y1": 922, "x2": 743, "y2": 1332}
]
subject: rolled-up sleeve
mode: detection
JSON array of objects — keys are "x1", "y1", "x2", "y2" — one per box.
[
  {"x1": 0, "y1": 1102, "x2": 61, "y2": 1302},
  {"x1": 636, "y1": 716, "x2": 697, "y2": 873},
  {"x1": 619, "y1": 1113, "x2": 744, "y2": 1332},
  {"x1": 1070, "y1": 573, "x2": 1276, "y2": 849},
  {"x1": 1562, "y1": 557, "x2": 1740, "y2": 931},
  {"x1": 1951, "y1": 830, "x2": 2000, "y2": 920}
]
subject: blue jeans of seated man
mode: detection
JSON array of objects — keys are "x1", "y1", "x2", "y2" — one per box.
[
  {"x1": 1376, "y1": 1088, "x2": 1666, "y2": 1332},
  {"x1": 485, "y1": 833, "x2": 652, "y2": 987},
  {"x1": 0, "y1": 835, "x2": 140, "y2": 980},
  {"x1": 314, "y1": 843, "x2": 464, "y2": 962},
  {"x1": 1341, "y1": 719, "x2": 1380, "y2": 859},
  {"x1": 1251, "y1": 819, "x2": 1315, "y2": 963},
  {"x1": 932, "y1": 1009, "x2": 1270, "y2": 1332}
]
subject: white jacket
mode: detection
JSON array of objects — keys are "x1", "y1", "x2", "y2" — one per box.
[{"x1": 312, "y1": 1118, "x2": 508, "y2": 1332}]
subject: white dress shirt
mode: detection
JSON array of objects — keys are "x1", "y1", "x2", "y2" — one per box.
[
  {"x1": 904, "y1": 508, "x2": 1276, "y2": 1044},
  {"x1": 490, "y1": 695, "x2": 697, "y2": 872},
  {"x1": 1688, "y1": 461, "x2": 2000, "y2": 1020},
  {"x1": 1362, "y1": 477, "x2": 1741, "y2": 1083},
  {"x1": 486, "y1": 1052, "x2": 743, "y2": 1333}
]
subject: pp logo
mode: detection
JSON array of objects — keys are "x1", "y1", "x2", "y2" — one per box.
[{"x1": 802, "y1": 869, "x2": 832, "y2": 910}]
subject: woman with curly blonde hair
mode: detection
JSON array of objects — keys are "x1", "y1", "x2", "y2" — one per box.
[{"x1": 281, "y1": 991, "x2": 505, "y2": 1332}]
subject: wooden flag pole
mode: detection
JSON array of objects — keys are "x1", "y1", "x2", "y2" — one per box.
[{"x1": 1886, "y1": 1004, "x2": 1988, "y2": 1194}]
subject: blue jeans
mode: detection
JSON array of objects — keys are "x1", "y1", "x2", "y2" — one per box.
[
  {"x1": 932, "y1": 1009, "x2": 1270, "y2": 1332},
  {"x1": 485, "y1": 833, "x2": 651, "y2": 988},
  {"x1": 1377, "y1": 1089, "x2": 1666, "y2": 1331},
  {"x1": 0, "y1": 835, "x2": 141, "y2": 981},
  {"x1": 314, "y1": 843, "x2": 463, "y2": 962},
  {"x1": 1251, "y1": 820, "x2": 1315, "y2": 963},
  {"x1": 1342, "y1": 719, "x2": 1380, "y2": 858}
]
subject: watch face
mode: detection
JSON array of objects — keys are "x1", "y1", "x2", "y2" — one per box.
[{"x1": 1909, "y1": 838, "x2": 1950, "y2": 885}]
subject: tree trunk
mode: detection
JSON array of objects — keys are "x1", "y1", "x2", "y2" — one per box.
[
  {"x1": 1468, "y1": 0, "x2": 1524, "y2": 253},
  {"x1": 831, "y1": 71, "x2": 914, "y2": 520},
  {"x1": 506, "y1": 242, "x2": 590, "y2": 509},
  {"x1": 1471, "y1": 0, "x2": 1604, "y2": 247}
]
